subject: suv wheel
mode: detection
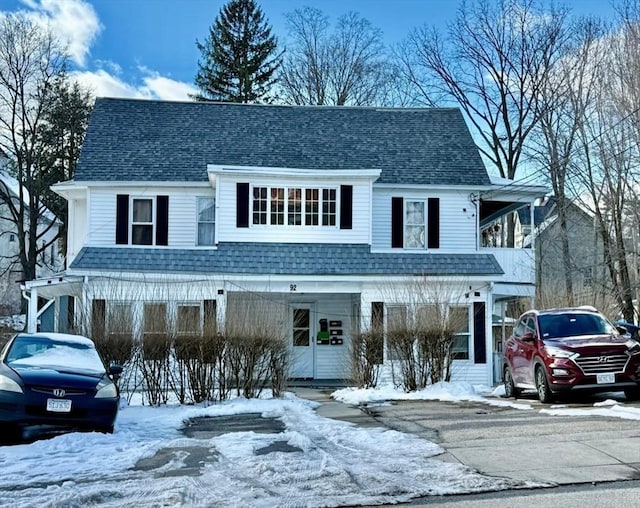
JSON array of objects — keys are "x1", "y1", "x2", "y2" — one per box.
[
  {"x1": 535, "y1": 366, "x2": 554, "y2": 403},
  {"x1": 503, "y1": 366, "x2": 521, "y2": 398},
  {"x1": 624, "y1": 386, "x2": 640, "y2": 401}
]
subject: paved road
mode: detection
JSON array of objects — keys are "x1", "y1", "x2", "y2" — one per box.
[{"x1": 362, "y1": 394, "x2": 640, "y2": 485}]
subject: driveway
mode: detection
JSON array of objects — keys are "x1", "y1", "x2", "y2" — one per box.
[{"x1": 356, "y1": 393, "x2": 640, "y2": 485}]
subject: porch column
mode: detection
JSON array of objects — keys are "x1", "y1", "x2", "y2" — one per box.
[
  {"x1": 27, "y1": 287, "x2": 38, "y2": 333},
  {"x1": 217, "y1": 286, "x2": 227, "y2": 331}
]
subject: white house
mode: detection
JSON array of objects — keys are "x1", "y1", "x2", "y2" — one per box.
[{"x1": 22, "y1": 98, "x2": 545, "y2": 385}]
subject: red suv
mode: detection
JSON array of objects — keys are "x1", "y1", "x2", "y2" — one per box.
[{"x1": 503, "y1": 307, "x2": 640, "y2": 402}]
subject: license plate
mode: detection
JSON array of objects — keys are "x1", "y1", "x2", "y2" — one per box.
[
  {"x1": 596, "y1": 373, "x2": 615, "y2": 384},
  {"x1": 47, "y1": 399, "x2": 72, "y2": 413}
]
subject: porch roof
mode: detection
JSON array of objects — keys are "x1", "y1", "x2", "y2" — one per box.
[{"x1": 69, "y1": 243, "x2": 504, "y2": 276}]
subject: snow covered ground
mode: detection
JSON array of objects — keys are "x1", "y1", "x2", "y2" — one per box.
[{"x1": 1, "y1": 382, "x2": 639, "y2": 507}]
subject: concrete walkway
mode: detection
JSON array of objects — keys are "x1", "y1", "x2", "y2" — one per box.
[{"x1": 291, "y1": 388, "x2": 640, "y2": 487}]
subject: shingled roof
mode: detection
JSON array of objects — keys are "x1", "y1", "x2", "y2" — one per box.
[
  {"x1": 70, "y1": 243, "x2": 503, "y2": 276},
  {"x1": 75, "y1": 98, "x2": 490, "y2": 186}
]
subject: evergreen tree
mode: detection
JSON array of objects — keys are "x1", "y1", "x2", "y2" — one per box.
[{"x1": 195, "y1": 0, "x2": 281, "y2": 103}]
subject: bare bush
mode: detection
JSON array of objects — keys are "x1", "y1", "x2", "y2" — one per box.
[
  {"x1": 349, "y1": 329, "x2": 383, "y2": 389},
  {"x1": 224, "y1": 293, "x2": 289, "y2": 398}
]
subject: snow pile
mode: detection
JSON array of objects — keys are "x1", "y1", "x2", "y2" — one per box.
[
  {"x1": 333, "y1": 381, "x2": 533, "y2": 410},
  {"x1": 0, "y1": 395, "x2": 531, "y2": 507}
]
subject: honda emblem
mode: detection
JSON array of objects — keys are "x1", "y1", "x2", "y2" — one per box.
[{"x1": 53, "y1": 389, "x2": 66, "y2": 397}]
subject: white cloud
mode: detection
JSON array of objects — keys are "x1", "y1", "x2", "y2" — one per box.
[
  {"x1": 71, "y1": 67, "x2": 197, "y2": 101},
  {"x1": 18, "y1": 0, "x2": 102, "y2": 67}
]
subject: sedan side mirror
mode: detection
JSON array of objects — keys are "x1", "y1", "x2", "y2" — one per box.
[{"x1": 109, "y1": 364, "x2": 123, "y2": 377}]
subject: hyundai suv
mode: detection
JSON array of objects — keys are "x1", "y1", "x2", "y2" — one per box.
[{"x1": 503, "y1": 307, "x2": 640, "y2": 403}]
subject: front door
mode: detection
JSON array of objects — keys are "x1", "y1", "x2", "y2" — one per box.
[{"x1": 290, "y1": 305, "x2": 314, "y2": 378}]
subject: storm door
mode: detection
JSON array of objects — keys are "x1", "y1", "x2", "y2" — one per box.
[{"x1": 290, "y1": 305, "x2": 314, "y2": 378}]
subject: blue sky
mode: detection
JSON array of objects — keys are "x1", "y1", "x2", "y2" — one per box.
[{"x1": 0, "y1": 0, "x2": 620, "y2": 100}]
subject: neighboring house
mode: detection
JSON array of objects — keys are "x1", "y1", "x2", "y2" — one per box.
[
  {"x1": 23, "y1": 98, "x2": 545, "y2": 385},
  {"x1": 0, "y1": 152, "x2": 61, "y2": 315},
  {"x1": 518, "y1": 197, "x2": 609, "y2": 300}
]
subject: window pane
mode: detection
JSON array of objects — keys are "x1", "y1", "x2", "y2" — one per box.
[
  {"x1": 144, "y1": 303, "x2": 167, "y2": 333},
  {"x1": 197, "y1": 197, "x2": 215, "y2": 246},
  {"x1": 198, "y1": 198, "x2": 215, "y2": 222},
  {"x1": 252, "y1": 187, "x2": 267, "y2": 225},
  {"x1": 177, "y1": 305, "x2": 201, "y2": 334},
  {"x1": 293, "y1": 308, "x2": 310, "y2": 347},
  {"x1": 305, "y1": 189, "x2": 319, "y2": 225},
  {"x1": 405, "y1": 225, "x2": 425, "y2": 248},
  {"x1": 322, "y1": 188, "x2": 336, "y2": 226},
  {"x1": 271, "y1": 188, "x2": 284, "y2": 225},
  {"x1": 132, "y1": 225, "x2": 153, "y2": 245},
  {"x1": 133, "y1": 199, "x2": 153, "y2": 222},
  {"x1": 406, "y1": 201, "x2": 425, "y2": 224},
  {"x1": 405, "y1": 200, "x2": 425, "y2": 248},
  {"x1": 198, "y1": 223, "x2": 215, "y2": 246},
  {"x1": 288, "y1": 188, "x2": 302, "y2": 225}
]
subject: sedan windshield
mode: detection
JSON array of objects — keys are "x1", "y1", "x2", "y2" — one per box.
[
  {"x1": 538, "y1": 313, "x2": 617, "y2": 339},
  {"x1": 5, "y1": 337, "x2": 106, "y2": 374}
]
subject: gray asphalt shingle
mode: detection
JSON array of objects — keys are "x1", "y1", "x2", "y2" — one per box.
[
  {"x1": 70, "y1": 243, "x2": 503, "y2": 276},
  {"x1": 75, "y1": 98, "x2": 490, "y2": 186}
]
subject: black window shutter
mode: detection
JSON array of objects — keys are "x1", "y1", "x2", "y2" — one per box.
[
  {"x1": 473, "y1": 302, "x2": 487, "y2": 364},
  {"x1": 371, "y1": 302, "x2": 384, "y2": 330},
  {"x1": 391, "y1": 197, "x2": 403, "y2": 248},
  {"x1": 204, "y1": 299, "x2": 217, "y2": 335},
  {"x1": 236, "y1": 183, "x2": 249, "y2": 228},
  {"x1": 340, "y1": 185, "x2": 353, "y2": 230},
  {"x1": 427, "y1": 197, "x2": 440, "y2": 249},
  {"x1": 92, "y1": 299, "x2": 106, "y2": 339},
  {"x1": 116, "y1": 194, "x2": 129, "y2": 244},
  {"x1": 156, "y1": 195, "x2": 169, "y2": 246}
]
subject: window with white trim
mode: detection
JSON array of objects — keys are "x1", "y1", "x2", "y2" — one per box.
[
  {"x1": 253, "y1": 187, "x2": 268, "y2": 224},
  {"x1": 132, "y1": 198, "x2": 154, "y2": 245},
  {"x1": 270, "y1": 187, "x2": 285, "y2": 225},
  {"x1": 177, "y1": 303, "x2": 202, "y2": 335},
  {"x1": 322, "y1": 188, "x2": 336, "y2": 226},
  {"x1": 405, "y1": 200, "x2": 426, "y2": 249},
  {"x1": 305, "y1": 189, "x2": 319, "y2": 225},
  {"x1": 449, "y1": 306, "x2": 470, "y2": 360},
  {"x1": 251, "y1": 185, "x2": 338, "y2": 227},
  {"x1": 197, "y1": 197, "x2": 215, "y2": 246}
]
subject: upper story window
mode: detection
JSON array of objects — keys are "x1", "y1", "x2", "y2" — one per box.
[
  {"x1": 391, "y1": 196, "x2": 440, "y2": 250},
  {"x1": 132, "y1": 198, "x2": 153, "y2": 245},
  {"x1": 405, "y1": 200, "x2": 426, "y2": 249},
  {"x1": 322, "y1": 189, "x2": 336, "y2": 226},
  {"x1": 197, "y1": 197, "x2": 215, "y2": 246},
  {"x1": 250, "y1": 185, "x2": 339, "y2": 227},
  {"x1": 237, "y1": 183, "x2": 352, "y2": 230},
  {"x1": 116, "y1": 194, "x2": 169, "y2": 246}
]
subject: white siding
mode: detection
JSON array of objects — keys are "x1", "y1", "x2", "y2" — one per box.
[
  {"x1": 86, "y1": 186, "x2": 213, "y2": 248},
  {"x1": 216, "y1": 176, "x2": 371, "y2": 244},
  {"x1": 371, "y1": 187, "x2": 477, "y2": 252}
]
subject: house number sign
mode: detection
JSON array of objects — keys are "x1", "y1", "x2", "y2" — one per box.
[{"x1": 289, "y1": 284, "x2": 297, "y2": 292}]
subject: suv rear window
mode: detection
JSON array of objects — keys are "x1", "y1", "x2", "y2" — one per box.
[{"x1": 538, "y1": 313, "x2": 616, "y2": 339}]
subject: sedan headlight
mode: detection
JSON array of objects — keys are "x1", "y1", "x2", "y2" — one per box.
[
  {"x1": 0, "y1": 374, "x2": 23, "y2": 393},
  {"x1": 95, "y1": 378, "x2": 118, "y2": 399},
  {"x1": 544, "y1": 346, "x2": 578, "y2": 360}
]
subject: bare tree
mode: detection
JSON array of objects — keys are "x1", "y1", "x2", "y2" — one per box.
[
  {"x1": 279, "y1": 7, "x2": 395, "y2": 106},
  {"x1": 530, "y1": 19, "x2": 606, "y2": 304},
  {"x1": 0, "y1": 14, "x2": 67, "y2": 284},
  {"x1": 398, "y1": 0, "x2": 568, "y2": 245}
]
